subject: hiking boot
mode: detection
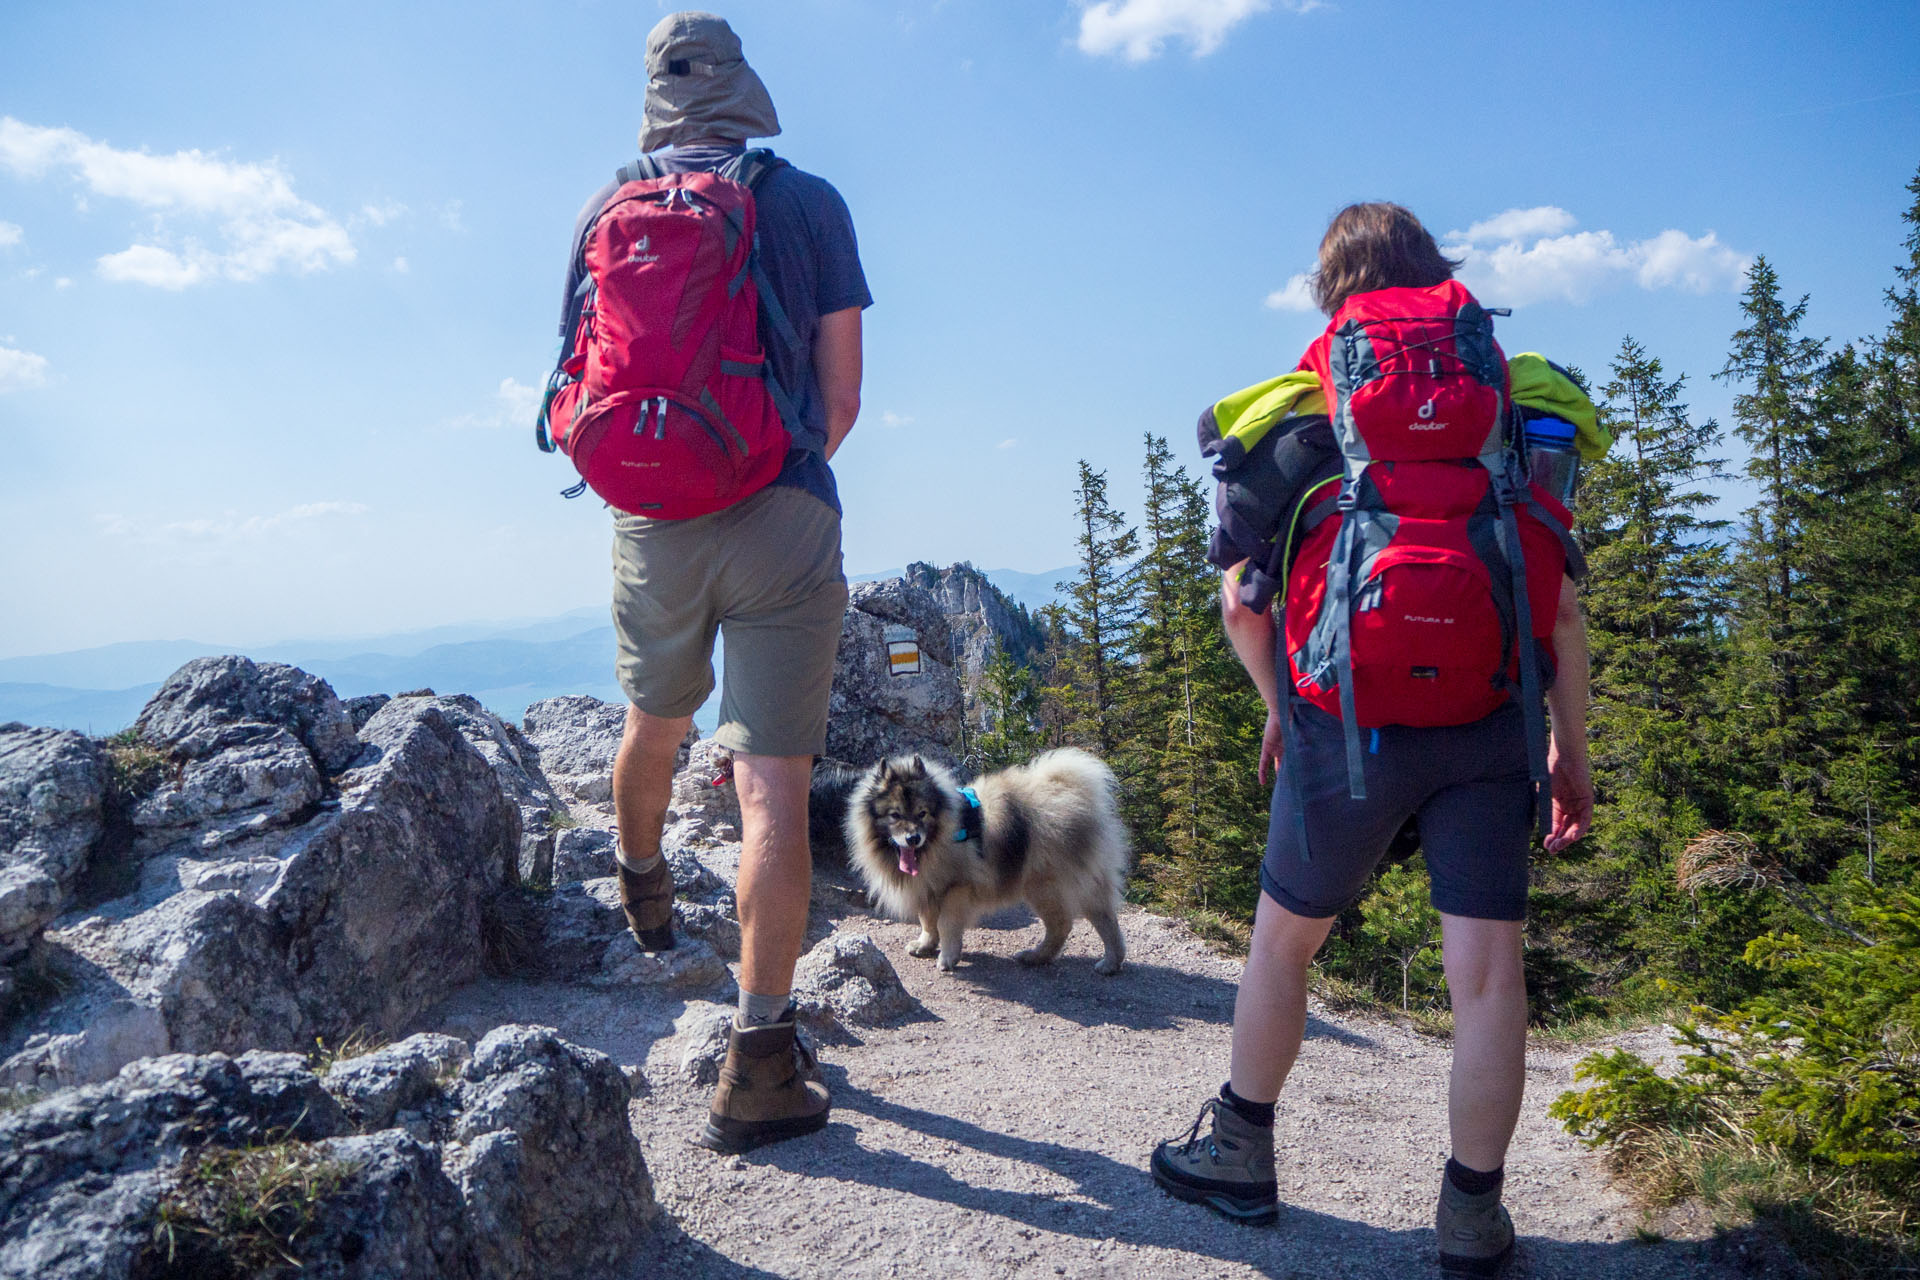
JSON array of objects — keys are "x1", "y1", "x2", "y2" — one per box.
[
  {"x1": 1437, "y1": 1173, "x2": 1515, "y2": 1277},
  {"x1": 696, "y1": 1012, "x2": 830, "y2": 1154},
  {"x1": 1149, "y1": 1097, "x2": 1278, "y2": 1226},
  {"x1": 616, "y1": 856, "x2": 675, "y2": 951}
]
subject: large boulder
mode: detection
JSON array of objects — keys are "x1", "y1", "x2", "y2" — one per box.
[
  {"x1": 0, "y1": 725, "x2": 106, "y2": 964},
  {"x1": 403, "y1": 694, "x2": 562, "y2": 887},
  {"x1": 520, "y1": 696, "x2": 629, "y2": 805},
  {"x1": 135, "y1": 655, "x2": 360, "y2": 775},
  {"x1": 2, "y1": 695, "x2": 519, "y2": 1090},
  {"x1": 0, "y1": 1027, "x2": 654, "y2": 1280},
  {"x1": 827, "y1": 578, "x2": 965, "y2": 767}
]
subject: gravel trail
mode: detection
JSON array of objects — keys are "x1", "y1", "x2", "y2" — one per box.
[{"x1": 422, "y1": 848, "x2": 1736, "y2": 1280}]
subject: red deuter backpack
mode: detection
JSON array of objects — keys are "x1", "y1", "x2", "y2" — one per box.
[
  {"x1": 1281, "y1": 280, "x2": 1582, "y2": 847},
  {"x1": 536, "y1": 150, "x2": 799, "y2": 519}
]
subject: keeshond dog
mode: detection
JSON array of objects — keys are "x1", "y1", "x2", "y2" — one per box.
[{"x1": 845, "y1": 749, "x2": 1128, "y2": 975}]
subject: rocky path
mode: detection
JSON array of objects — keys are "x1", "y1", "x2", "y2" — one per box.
[{"x1": 423, "y1": 858, "x2": 1734, "y2": 1280}]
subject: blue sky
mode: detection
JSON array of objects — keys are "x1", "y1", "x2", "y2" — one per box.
[{"x1": 2, "y1": 0, "x2": 1917, "y2": 659}]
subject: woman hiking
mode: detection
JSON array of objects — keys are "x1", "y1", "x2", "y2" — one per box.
[{"x1": 1150, "y1": 202, "x2": 1596, "y2": 1279}]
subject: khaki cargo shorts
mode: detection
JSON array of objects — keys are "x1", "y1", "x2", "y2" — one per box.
[{"x1": 611, "y1": 483, "x2": 847, "y2": 757}]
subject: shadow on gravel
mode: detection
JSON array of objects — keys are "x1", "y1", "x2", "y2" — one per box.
[
  {"x1": 941, "y1": 954, "x2": 1376, "y2": 1050},
  {"x1": 751, "y1": 1079, "x2": 1715, "y2": 1278}
]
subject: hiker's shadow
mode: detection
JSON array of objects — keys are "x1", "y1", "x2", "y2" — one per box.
[
  {"x1": 756, "y1": 1077, "x2": 1729, "y2": 1278},
  {"x1": 935, "y1": 942, "x2": 1374, "y2": 1050}
]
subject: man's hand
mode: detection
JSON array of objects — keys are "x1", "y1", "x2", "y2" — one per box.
[
  {"x1": 1258, "y1": 707, "x2": 1284, "y2": 786},
  {"x1": 1544, "y1": 740, "x2": 1593, "y2": 853}
]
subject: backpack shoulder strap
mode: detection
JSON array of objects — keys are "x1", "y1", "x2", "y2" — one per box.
[
  {"x1": 724, "y1": 147, "x2": 788, "y2": 192},
  {"x1": 617, "y1": 154, "x2": 664, "y2": 185}
]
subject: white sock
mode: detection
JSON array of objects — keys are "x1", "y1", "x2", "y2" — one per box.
[
  {"x1": 737, "y1": 989, "x2": 790, "y2": 1028},
  {"x1": 615, "y1": 847, "x2": 663, "y2": 875}
]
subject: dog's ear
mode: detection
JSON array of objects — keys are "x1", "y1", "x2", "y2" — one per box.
[{"x1": 908, "y1": 754, "x2": 926, "y2": 778}]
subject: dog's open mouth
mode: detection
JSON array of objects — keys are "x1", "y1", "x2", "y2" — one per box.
[{"x1": 892, "y1": 838, "x2": 921, "y2": 877}]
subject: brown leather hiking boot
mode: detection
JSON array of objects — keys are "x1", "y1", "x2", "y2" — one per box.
[
  {"x1": 616, "y1": 856, "x2": 674, "y2": 951},
  {"x1": 696, "y1": 1012, "x2": 830, "y2": 1154}
]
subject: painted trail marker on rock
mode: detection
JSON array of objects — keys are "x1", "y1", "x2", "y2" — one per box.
[{"x1": 884, "y1": 625, "x2": 921, "y2": 677}]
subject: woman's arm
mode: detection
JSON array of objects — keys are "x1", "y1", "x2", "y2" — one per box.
[
  {"x1": 1544, "y1": 573, "x2": 1593, "y2": 852},
  {"x1": 1222, "y1": 562, "x2": 1285, "y2": 783}
]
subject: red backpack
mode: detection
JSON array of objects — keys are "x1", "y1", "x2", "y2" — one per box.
[
  {"x1": 536, "y1": 150, "x2": 799, "y2": 519},
  {"x1": 1281, "y1": 280, "x2": 1581, "y2": 843}
]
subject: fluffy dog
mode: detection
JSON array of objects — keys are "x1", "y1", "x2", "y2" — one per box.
[{"x1": 845, "y1": 749, "x2": 1128, "y2": 975}]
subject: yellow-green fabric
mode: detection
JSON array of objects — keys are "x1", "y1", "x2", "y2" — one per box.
[
  {"x1": 1211, "y1": 370, "x2": 1327, "y2": 454},
  {"x1": 1507, "y1": 352, "x2": 1610, "y2": 461},
  {"x1": 1213, "y1": 354, "x2": 1609, "y2": 462}
]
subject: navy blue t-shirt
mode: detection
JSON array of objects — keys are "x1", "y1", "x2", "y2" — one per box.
[{"x1": 560, "y1": 145, "x2": 872, "y2": 514}]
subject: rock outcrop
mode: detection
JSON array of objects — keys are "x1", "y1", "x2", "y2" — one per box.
[
  {"x1": 827, "y1": 578, "x2": 965, "y2": 767},
  {"x1": 0, "y1": 726, "x2": 105, "y2": 971},
  {"x1": 904, "y1": 560, "x2": 1047, "y2": 693},
  {"x1": 0, "y1": 1025, "x2": 654, "y2": 1280},
  {"x1": 3, "y1": 693, "x2": 519, "y2": 1090},
  {"x1": 407, "y1": 693, "x2": 562, "y2": 887}
]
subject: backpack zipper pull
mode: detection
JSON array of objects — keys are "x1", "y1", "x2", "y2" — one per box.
[{"x1": 654, "y1": 395, "x2": 668, "y2": 439}]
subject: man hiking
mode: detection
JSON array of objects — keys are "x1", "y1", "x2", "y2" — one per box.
[
  {"x1": 550, "y1": 10, "x2": 870, "y2": 1153},
  {"x1": 1150, "y1": 202, "x2": 1596, "y2": 1277}
]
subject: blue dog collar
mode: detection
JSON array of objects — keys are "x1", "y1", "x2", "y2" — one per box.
[{"x1": 954, "y1": 786, "x2": 982, "y2": 843}]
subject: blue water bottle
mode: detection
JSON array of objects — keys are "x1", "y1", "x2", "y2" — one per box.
[{"x1": 1524, "y1": 416, "x2": 1579, "y2": 503}]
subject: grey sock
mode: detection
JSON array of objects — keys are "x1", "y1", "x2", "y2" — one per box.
[
  {"x1": 615, "y1": 848, "x2": 664, "y2": 876},
  {"x1": 737, "y1": 989, "x2": 791, "y2": 1028}
]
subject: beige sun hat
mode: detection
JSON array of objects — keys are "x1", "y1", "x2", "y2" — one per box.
[{"x1": 639, "y1": 11, "x2": 781, "y2": 152}]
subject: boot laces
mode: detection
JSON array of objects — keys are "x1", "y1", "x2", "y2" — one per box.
[{"x1": 1173, "y1": 1099, "x2": 1227, "y2": 1164}]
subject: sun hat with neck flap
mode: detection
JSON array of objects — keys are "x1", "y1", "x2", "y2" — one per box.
[{"x1": 639, "y1": 11, "x2": 781, "y2": 152}]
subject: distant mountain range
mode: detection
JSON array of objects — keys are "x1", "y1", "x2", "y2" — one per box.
[{"x1": 0, "y1": 565, "x2": 1073, "y2": 736}]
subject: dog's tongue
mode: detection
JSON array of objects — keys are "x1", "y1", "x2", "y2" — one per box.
[{"x1": 896, "y1": 843, "x2": 920, "y2": 877}]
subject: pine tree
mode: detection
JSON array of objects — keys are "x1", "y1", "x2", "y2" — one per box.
[
  {"x1": 1050, "y1": 461, "x2": 1140, "y2": 757},
  {"x1": 1713, "y1": 256, "x2": 1829, "y2": 808},
  {"x1": 972, "y1": 641, "x2": 1044, "y2": 771}
]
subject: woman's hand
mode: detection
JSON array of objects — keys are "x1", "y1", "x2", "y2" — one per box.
[
  {"x1": 1544, "y1": 740, "x2": 1593, "y2": 852},
  {"x1": 1259, "y1": 707, "x2": 1284, "y2": 785}
]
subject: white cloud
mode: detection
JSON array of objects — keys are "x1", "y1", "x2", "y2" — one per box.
[
  {"x1": 0, "y1": 116, "x2": 354, "y2": 288},
  {"x1": 1077, "y1": 0, "x2": 1293, "y2": 62},
  {"x1": 444, "y1": 377, "x2": 543, "y2": 431},
  {"x1": 880, "y1": 410, "x2": 914, "y2": 428},
  {"x1": 440, "y1": 200, "x2": 465, "y2": 233},
  {"x1": 96, "y1": 500, "x2": 368, "y2": 544},
  {"x1": 0, "y1": 220, "x2": 21, "y2": 247},
  {"x1": 1264, "y1": 272, "x2": 1316, "y2": 312},
  {"x1": 392, "y1": 256, "x2": 409, "y2": 273},
  {"x1": 359, "y1": 201, "x2": 407, "y2": 227},
  {"x1": 54, "y1": 276, "x2": 71, "y2": 289},
  {"x1": 1440, "y1": 208, "x2": 1749, "y2": 306},
  {"x1": 0, "y1": 343, "x2": 50, "y2": 392},
  {"x1": 996, "y1": 438, "x2": 1018, "y2": 449}
]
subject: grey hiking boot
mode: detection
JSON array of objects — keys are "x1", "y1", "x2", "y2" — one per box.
[
  {"x1": 1437, "y1": 1173, "x2": 1515, "y2": 1277},
  {"x1": 1149, "y1": 1098, "x2": 1279, "y2": 1226}
]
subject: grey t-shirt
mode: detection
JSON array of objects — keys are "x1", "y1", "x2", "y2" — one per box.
[{"x1": 560, "y1": 144, "x2": 872, "y2": 514}]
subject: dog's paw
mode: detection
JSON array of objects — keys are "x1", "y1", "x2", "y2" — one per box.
[
  {"x1": 937, "y1": 951, "x2": 961, "y2": 972},
  {"x1": 1094, "y1": 955, "x2": 1124, "y2": 976},
  {"x1": 907, "y1": 933, "x2": 938, "y2": 958},
  {"x1": 1013, "y1": 946, "x2": 1052, "y2": 967}
]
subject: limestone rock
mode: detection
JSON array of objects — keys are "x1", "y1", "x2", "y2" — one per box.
[
  {"x1": 323, "y1": 1032, "x2": 471, "y2": 1133},
  {"x1": 551, "y1": 825, "x2": 615, "y2": 886},
  {"x1": 904, "y1": 560, "x2": 1047, "y2": 696},
  {"x1": 791, "y1": 932, "x2": 920, "y2": 1033},
  {"x1": 129, "y1": 722, "x2": 322, "y2": 854},
  {"x1": 3, "y1": 695, "x2": 519, "y2": 1089},
  {"x1": 344, "y1": 693, "x2": 391, "y2": 731},
  {"x1": 671, "y1": 738, "x2": 740, "y2": 828},
  {"x1": 134, "y1": 655, "x2": 360, "y2": 775},
  {"x1": 444, "y1": 1026, "x2": 656, "y2": 1279},
  {"x1": 406, "y1": 694, "x2": 561, "y2": 887},
  {"x1": 675, "y1": 1001, "x2": 818, "y2": 1088},
  {"x1": 827, "y1": 579, "x2": 965, "y2": 767},
  {"x1": 520, "y1": 695, "x2": 626, "y2": 804},
  {"x1": 0, "y1": 725, "x2": 105, "y2": 963},
  {"x1": 0, "y1": 1027, "x2": 652, "y2": 1280}
]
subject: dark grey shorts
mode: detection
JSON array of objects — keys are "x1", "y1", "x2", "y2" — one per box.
[{"x1": 1260, "y1": 702, "x2": 1533, "y2": 921}]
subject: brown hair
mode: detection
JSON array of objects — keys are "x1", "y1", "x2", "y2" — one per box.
[{"x1": 1310, "y1": 203, "x2": 1461, "y2": 315}]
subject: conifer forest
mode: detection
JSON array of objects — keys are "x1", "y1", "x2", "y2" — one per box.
[{"x1": 985, "y1": 168, "x2": 1920, "y2": 1273}]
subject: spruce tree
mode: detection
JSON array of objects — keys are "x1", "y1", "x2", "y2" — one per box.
[{"x1": 1050, "y1": 461, "x2": 1140, "y2": 758}]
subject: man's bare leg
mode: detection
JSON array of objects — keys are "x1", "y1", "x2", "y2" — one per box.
[
  {"x1": 1228, "y1": 891, "x2": 1338, "y2": 1104},
  {"x1": 610, "y1": 705, "x2": 691, "y2": 948},
  {"x1": 1439, "y1": 913, "x2": 1528, "y2": 1172},
  {"x1": 730, "y1": 752, "x2": 814, "y2": 1008}
]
